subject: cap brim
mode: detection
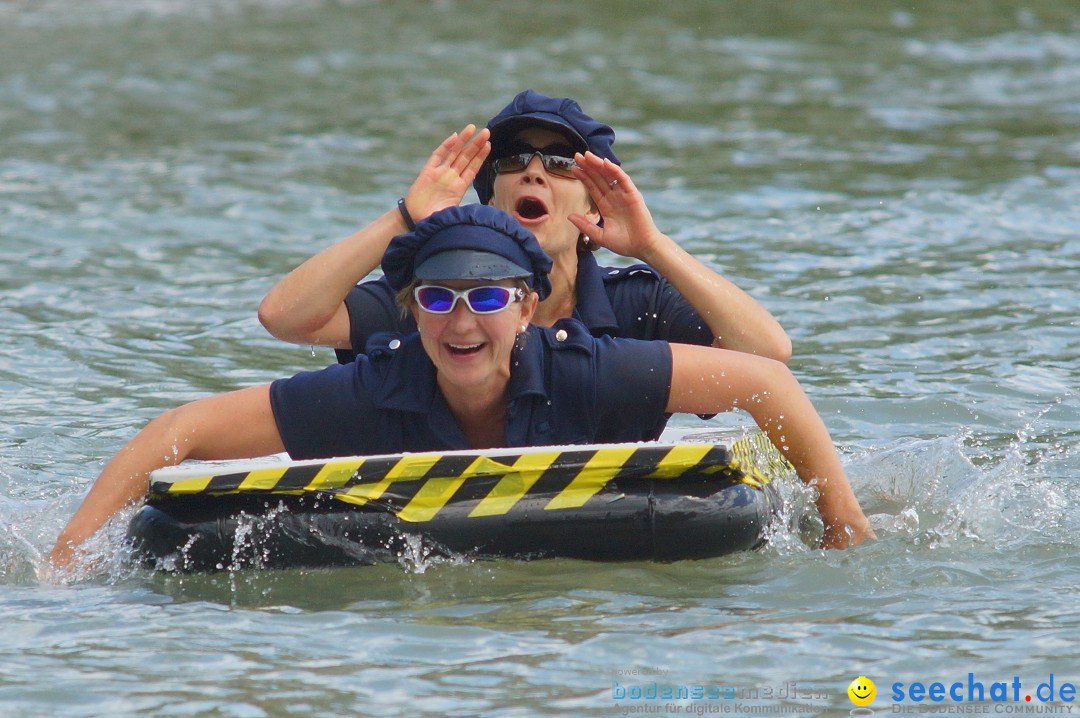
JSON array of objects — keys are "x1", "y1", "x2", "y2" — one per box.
[
  {"x1": 415, "y1": 249, "x2": 531, "y2": 282},
  {"x1": 489, "y1": 114, "x2": 588, "y2": 153}
]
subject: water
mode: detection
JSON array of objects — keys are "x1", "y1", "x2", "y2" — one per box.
[{"x1": 2, "y1": 0, "x2": 1079, "y2": 715}]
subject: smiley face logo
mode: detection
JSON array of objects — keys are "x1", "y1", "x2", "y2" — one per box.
[{"x1": 848, "y1": 676, "x2": 876, "y2": 706}]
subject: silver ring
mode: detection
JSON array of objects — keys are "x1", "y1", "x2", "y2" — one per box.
[{"x1": 608, "y1": 179, "x2": 619, "y2": 189}]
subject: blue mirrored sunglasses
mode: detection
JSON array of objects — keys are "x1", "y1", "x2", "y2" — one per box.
[{"x1": 414, "y1": 285, "x2": 525, "y2": 314}]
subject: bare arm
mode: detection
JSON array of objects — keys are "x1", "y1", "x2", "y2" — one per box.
[
  {"x1": 569, "y1": 153, "x2": 792, "y2": 362},
  {"x1": 48, "y1": 384, "x2": 284, "y2": 569},
  {"x1": 666, "y1": 344, "x2": 873, "y2": 548},
  {"x1": 258, "y1": 125, "x2": 492, "y2": 348}
]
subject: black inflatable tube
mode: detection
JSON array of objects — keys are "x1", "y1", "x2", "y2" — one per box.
[{"x1": 127, "y1": 476, "x2": 779, "y2": 572}]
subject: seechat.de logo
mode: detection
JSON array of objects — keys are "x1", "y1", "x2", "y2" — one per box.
[{"x1": 848, "y1": 676, "x2": 876, "y2": 714}]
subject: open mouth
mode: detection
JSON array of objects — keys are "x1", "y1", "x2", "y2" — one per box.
[
  {"x1": 514, "y1": 196, "x2": 549, "y2": 222},
  {"x1": 447, "y1": 342, "x2": 484, "y2": 356}
]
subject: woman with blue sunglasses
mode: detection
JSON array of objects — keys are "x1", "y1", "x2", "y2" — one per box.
[
  {"x1": 259, "y1": 90, "x2": 791, "y2": 368},
  {"x1": 50, "y1": 205, "x2": 871, "y2": 571}
]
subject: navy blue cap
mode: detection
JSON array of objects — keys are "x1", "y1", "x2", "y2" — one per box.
[
  {"x1": 382, "y1": 205, "x2": 553, "y2": 300},
  {"x1": 473, "y1": 90, "x2": 620, "y2": 205}
]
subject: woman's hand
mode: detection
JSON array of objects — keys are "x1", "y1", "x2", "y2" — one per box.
[
  {"x1": 402, "y1": 124, "x2": 491, "y2": 222},
  {"x1": 567, "y1": 151, "x2": 665, "y2": 261},
  {"x1": 49, "y1": 385, "x2": 284, "y2": 572},
  {"x1": 819, "y1": 495, "x2": 877, "y2": 549},
  {"x1": 821, "y1": 517, "x2": 877, "y2": 550},
  {"x1": 666, "y1": 344, "x2": 871, "y2": 550},
  {"x1": 570, "y1": 152, "x2": 792, "y2": 362}
]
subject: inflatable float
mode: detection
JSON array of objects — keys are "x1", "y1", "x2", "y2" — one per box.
[{"x1": 127, "y1": 431, "x2": 791, "y2": 572}]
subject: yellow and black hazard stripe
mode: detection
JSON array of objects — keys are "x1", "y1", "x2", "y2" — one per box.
[
  {"x1": 148, "y1": 436, "x2": 792, "y2": 524},
  {"x1": 729, "y1": 431, "x2": 795, "y2": 488},
  {"x1": 134, "y1": 436, "x2": 789, "y2": 571}
]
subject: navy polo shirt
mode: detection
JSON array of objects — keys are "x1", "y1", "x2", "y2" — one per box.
[
  {"x1": 270, "y1": 320, "x2": 672, "y2": 460},
  {"x1": 334, "y1": 251, "x2": 712, "y2": 364}
]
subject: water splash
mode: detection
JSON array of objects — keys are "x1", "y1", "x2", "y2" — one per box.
[
  {"x1": 0, "y1": 496, "x2": 49, "y2": 583},
  {"x1": 847, "y1": 428, "x2": 1078, "y2": 551},
  {"x1": 9, "y1": 419, "x2": 1076, "y2": 586},
  {"x1": 394, "y1": 533, "x2": 470, "y2": 575},
  {"x1": 31, "y1": 505, "x2": 143, "y2": 586},
  {"x1": 759, "y1": 474, "x2": 825, "y2": 556}
]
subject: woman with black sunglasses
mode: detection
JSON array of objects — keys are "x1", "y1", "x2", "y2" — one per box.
[
  {"x1": 258, "y1": 90, "x2": 792, "y2": 375},
  {"x1": 50, "y1": 205, "x2": 871, "y2": 572}
]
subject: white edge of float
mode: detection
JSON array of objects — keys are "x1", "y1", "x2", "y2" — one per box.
[{"x1": 149, "y1": 426, "x2": 755, "y2": 483}]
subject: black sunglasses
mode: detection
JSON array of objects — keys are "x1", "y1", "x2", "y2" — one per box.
[{"x1": 491, "y1": 143, "x2": 579, "y2": 179}]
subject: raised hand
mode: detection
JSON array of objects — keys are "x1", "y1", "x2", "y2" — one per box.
[
  {"x1": 567, "y1": 151, "x2": 665, "y2": 261},
  {"x1": 569, "y1": 151, "x2": 793, "y2": 361},
  {"x1": 402, "y1": 125, "x2": 491, "y2": 222}
]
